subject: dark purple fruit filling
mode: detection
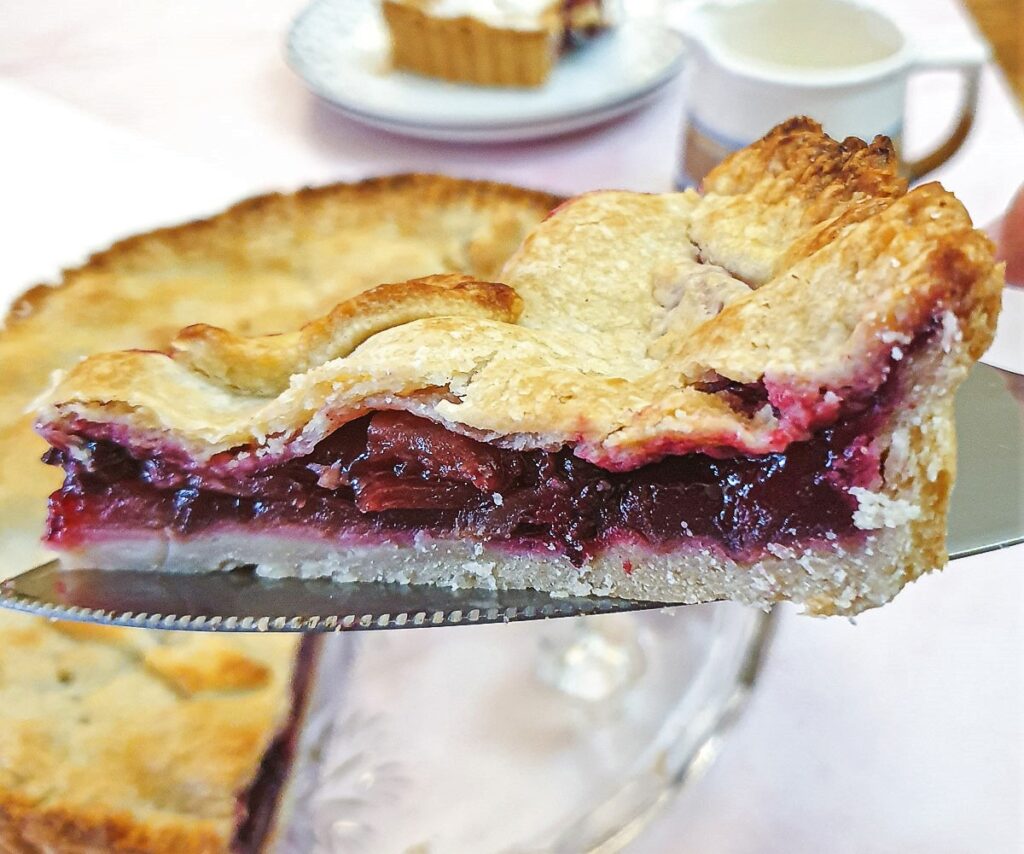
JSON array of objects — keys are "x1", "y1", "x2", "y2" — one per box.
[{"x1": 43, "y1": 390, "x2": 889, "y2": 564}]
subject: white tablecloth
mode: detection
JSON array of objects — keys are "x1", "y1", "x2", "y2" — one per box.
[{"x1": 0, "y1": 1, "x2": 1021, "y2": 852}]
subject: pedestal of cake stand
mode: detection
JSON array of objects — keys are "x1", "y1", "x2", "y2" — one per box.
[{"x1": 301, "y1": 603, "x2": 774, "y2": 854}]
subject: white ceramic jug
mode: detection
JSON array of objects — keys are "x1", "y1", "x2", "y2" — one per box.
[{"x1": 673, "y1": 0, "x2": 989, "y2": 187}]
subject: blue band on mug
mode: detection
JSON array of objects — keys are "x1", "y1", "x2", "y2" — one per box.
[{"x1": 687, "y1": 114, "x2": 750, "y2": 153}]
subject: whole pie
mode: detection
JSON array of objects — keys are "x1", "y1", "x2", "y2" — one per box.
[
  {"x1": 34, "y1": 120, "x2": 1002, "y2": 616},
  {"x1": 0, "y1": 175, "x2": 558, "y2": 851}
]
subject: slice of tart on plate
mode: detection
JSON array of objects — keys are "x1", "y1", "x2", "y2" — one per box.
[
  {"x1": 382, "y1": 0, "x2": 608, "y2": 87},
  {"x1": 1, "y1": 176, "x2": 559, "y2": 850},
  {"x1": 34, "y1": 120, "x2": 1002, "y2": 616}
]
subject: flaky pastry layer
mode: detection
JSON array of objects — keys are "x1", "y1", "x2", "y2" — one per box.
[{"x1": 40, "y1": 120, "x2": 1000, "y2": 470}]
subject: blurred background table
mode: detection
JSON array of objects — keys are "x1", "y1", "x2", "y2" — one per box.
[{"x1": 1, "y1": 1, "x2": 1022, "y2": 852}]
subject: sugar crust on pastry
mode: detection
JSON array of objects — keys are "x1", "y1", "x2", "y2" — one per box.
[
  {"x1": 36, "y1": 120, "x2": 1002, "y2": 617},
  {"x1": 0, "y1": 175, "x2": 559, "y2": 852}
]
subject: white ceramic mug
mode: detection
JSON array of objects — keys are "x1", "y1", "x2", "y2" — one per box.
[{"x1": 673, "y1": 0, "x2": 989, "y2": 188}]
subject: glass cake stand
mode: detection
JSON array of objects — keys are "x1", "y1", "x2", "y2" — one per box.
[
  {"x1": 281, "y1": 364, "x2": 1023, "y2": 853},
  {"x1": 296, "y1": 603, "x2": 773, "y2": 854}
]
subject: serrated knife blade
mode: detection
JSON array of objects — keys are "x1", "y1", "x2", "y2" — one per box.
[{"x1": 0, "y1": 562, "x2": 674, "y2": 632}]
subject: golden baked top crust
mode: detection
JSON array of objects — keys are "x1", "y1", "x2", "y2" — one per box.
[
  {"x1": 693, "y1": 116, "x2": 908, "y2": 284},
  {"x1": 0, "y1": 174, "x2": 559, "y2": 851},
  {"x1": 0, "y1": 622, "x2": 297, "y2": 854},
  {"x1": 174, "y1": 273, "x2": 523, "y2": 396},
  {"x1": 39, "y1": 121, "x2": 1002, "y2": 477}
]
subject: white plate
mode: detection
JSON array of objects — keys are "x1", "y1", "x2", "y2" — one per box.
[
  {"x1": 321, "y1": 77, "x2": 678, "y2": 142},
  {"x1": 286, "y1": 0, "x2": 685, "y2": 142}
]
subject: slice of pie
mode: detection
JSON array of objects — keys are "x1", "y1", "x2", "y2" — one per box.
[
  {"x1": 34, "y1": 120, "x2": 1002, "y2": 615},
  {"x1": 1, "y1": 175, "x2": 559, "y2": 850}
]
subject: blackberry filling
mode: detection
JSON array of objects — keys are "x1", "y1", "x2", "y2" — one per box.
[{"x1": 43, "y1": 389, "x2": 890, "y2": 564}]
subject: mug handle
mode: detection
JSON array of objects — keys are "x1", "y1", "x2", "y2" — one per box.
[{"x1": 904, "y1": 35, "x2": 990, "y2": 181}]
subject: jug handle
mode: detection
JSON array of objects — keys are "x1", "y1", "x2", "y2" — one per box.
[{"x1": 903, "y1": 34, "x2": 989, "y2": 181}]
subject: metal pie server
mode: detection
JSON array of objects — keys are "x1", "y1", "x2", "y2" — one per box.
[{"x1": 2, "y1": 365, "x2": 1021, "y2": 632}]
